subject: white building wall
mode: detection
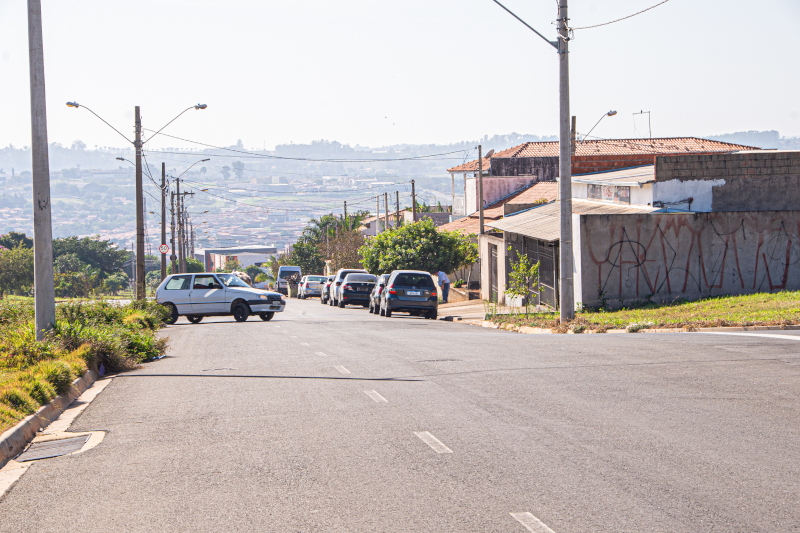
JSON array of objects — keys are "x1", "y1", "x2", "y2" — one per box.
[
  {"x1": 652, "y1": 179, "x2": 725, "y2": 212},
  {"x1": 465, "y1": 176, "x2": 537, "y2": 214}
]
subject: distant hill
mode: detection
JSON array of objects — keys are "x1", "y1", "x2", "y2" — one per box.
[{"x1": 707, "y1": 130, "x2": 800, "y2": 150}]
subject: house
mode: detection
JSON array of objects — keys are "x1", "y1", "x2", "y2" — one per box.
[
  {"x1": 481, "y1": 150, "x2": 800, "y2": 309},
  {"x1": 447, "y1": 137, "x2": 756, "y2": 216},
  {"x1": 198, "y1": 245, "x2": 277, "y2": 271}
]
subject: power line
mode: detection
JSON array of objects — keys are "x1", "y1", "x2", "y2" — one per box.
[{"x1": 572, "y1": 0, "x2": 672, "y2": 30}]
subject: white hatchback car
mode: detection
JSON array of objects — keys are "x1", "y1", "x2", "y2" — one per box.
[{"x1": 156, "y1": 272, "x2": 285, "y2": 324}]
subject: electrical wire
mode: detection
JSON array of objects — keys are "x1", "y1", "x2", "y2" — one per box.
[{"x1": 572, "y1": 0, "x2": 671, "y2": 30}]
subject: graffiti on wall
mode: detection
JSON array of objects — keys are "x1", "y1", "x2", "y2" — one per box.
[{"x1": 582, "y1": 212, "x2": 800, "y2": 304}]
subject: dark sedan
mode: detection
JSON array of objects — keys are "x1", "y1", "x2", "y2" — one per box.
[
  {"x1": 368, "y1": 274, "x2": 390, "y2": 314},
  {"x1": 338, "y1": 273, "x2": 378, "y2": 308},
  {"x1": 379, "y1": 270, "x2": 438, "y2": 319}
]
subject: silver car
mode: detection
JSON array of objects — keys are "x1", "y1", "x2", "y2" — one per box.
[{"x1": 299, "y1": 275, "x2": 327, "y2": 299}]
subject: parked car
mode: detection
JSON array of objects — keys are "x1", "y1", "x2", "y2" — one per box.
[
  {"x1": 156, "y1": 272, "x2": 286, "y2": 324},
  {"x1": 321, "y1": 275, "x2": 335, "y2": 305},
  {"x1": 379, "y1": 270, "x2": 438, "y2": 319},
  {"x1": 329, "y1": 268, "x2": 368, "y2": 306},
  {"x1": 368, "y1": 274, "x2": 390, "y2": 314},
  {"x1": 299, "y1": 275, "x2": 327, "y2": 299},
  {"x1": 338, "y1": 273, "x2": 378, "y2": 308},
  {"x1": 276, "y1": 265, "x2": 302, "y2": 295}
]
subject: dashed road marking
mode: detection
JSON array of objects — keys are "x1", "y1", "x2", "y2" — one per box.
[
  {"x1": 510, "y1": 512, "x2": 555, "y2": 532},
  {"x1": 334, "y1": 365, "x2": 350, "y2": 374},
  {"x1": 702, "y1": 332, "x2": 800, "y2": 341},
  {"x1": 314, "y1": 351, "x2": 328, "y2": 357},
  {"x1": 364, "y1": 390, "x2": 388, "y2": 403},
  {"x1": 414, "y1": 431, "x2": 452, "y2": 453}
]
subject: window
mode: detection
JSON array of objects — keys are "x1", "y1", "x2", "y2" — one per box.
[
  {"x1": 588, "y1": 184, "x2": 602, "y2": 199},
  {"x1": 614, "y1": 186, "x2": 630, "y2": 204},
  {"x1": 345, "y1": 274, "x2": 377, "y2": 283},
  {"x1": 393, "y1": 273, "x2": 434, "y2": 288},
  {"x1": 165, "y1": 275, "x2": 191, "y2": 290},
  {"x1": 308, "y1": 276, "x2": 327, "y2": 282},
  {"x1": 216, "y1": 273, "x2": 251, "y2": 288},
  {"x1": 193, "y1": 275, "x2": 221, "y2": 289}
]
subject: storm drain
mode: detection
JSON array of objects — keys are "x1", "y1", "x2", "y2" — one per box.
[{"x1": 16, "y1": 435, "x2": 90, "y2": 462}]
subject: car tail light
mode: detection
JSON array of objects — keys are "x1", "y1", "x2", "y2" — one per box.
[
  {"x1": 388, "y1": 284, "x2": 396, "y2": 295},
  {"x1": 378, "y1": 287, "x2": 383, "y2": 295},
  {"x1": 344, "y1": 284, "x2": 353, "y2": 291},
  {"x1": 431, "y1": 291, "x2": 437, "y2": 297}
]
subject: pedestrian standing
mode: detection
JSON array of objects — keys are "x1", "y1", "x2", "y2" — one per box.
[{"x1": 435, "y1": 270, "x2": 450, "y2": 303}]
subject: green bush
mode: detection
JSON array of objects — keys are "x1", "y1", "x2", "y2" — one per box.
[{"x1": 34, "y1": 360, "x2": 74, "y2": 394}]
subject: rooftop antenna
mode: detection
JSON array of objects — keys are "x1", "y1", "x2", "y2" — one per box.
[{"x1": 633, "y1": 110, "x2": 651, "y2": 139}]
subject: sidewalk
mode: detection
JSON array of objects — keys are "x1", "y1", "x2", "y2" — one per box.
[{"x1": 438, "y1": 300, "x2": 486, "y2": 322}]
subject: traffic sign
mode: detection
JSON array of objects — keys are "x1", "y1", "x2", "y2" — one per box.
[{"x1": 159, "y1": 244, "x2": 169, "y2": 254}]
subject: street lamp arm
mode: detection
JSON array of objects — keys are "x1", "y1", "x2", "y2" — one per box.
[
  {"x1": 144, "y1": 104, "x2": 207, "y2": 145},
  {"x1": 173, "y1": 158, "x2": 211, "y2": 180},
  {"x1": 490, "y1": 0, "x2": 559, "y2": 50},
  {"x1": 67, "y1": 102, "x2": 133, "y2": 144},
  {"x1": 580, "y1": 111, "x2": 617, "y2": 144}
]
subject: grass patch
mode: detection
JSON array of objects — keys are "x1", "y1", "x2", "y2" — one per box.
[
  {"x1": 0, "y1": 298, "x2": 169, "y2": 433},
  {"x1": 488, "y1": 291, "x2": 800, "y2": 332}
]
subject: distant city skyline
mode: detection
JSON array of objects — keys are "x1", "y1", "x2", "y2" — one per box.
[{"x1": 1, "y1": 0, "x2": 799, "y2": 151}]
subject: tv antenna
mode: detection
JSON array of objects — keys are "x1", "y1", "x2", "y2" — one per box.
[{"x1": 633, "y1": 110, "x2": 651, "y2": 139}]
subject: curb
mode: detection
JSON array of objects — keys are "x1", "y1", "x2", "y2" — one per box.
[
  {"x1": 0, "y1": 370, "x2": 97, "y2": 469},
  {"x1": 470, "y1": 321, "x2": 800, "y2": 335}
]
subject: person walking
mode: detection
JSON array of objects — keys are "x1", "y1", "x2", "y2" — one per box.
[{"x1": 435, "y1": 270, "x2": 450, "y2": 304}]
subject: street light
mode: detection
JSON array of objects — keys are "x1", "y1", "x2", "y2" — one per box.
[
  {"x1": 581, "y1": 110, "x2": 618, "y2": 143},
  {"x1": 68, "y1": 102, "x2": 207, "y2": 299}
]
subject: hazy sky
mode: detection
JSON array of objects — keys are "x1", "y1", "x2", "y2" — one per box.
[{"x1": 2, "y1": 0, "x2": 799, "y2": 152}]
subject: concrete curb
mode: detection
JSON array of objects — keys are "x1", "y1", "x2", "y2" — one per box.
[
  {"x1": 0, "y1": 370, "x2": 97, "y2": 469},
  {"x1": 470, "y1": 321, "x2": 800, "y2": 335}
]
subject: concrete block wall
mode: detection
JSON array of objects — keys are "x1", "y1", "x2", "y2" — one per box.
[{"x1": 577, "y1": 210, "x2": 800, "y2": 308}]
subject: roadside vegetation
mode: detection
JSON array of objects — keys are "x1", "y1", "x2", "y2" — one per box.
[
  {"x1": 486, "y1": 291, "x2": 800, "y2": 332},
  {"x1": 0, "y1": 298, "x2": 168, "y2": 433}
]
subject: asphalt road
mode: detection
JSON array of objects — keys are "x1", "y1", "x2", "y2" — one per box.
[{"x1": 2, "y1": 299, "x2": 800, "y2": 532}]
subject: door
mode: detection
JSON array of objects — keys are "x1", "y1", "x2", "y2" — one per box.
[
  {"x1": 162, "y1": 275, "x2": 193, "y2": 314},
  {"x1": 490, "y1": 244, "x2": 498, "y2": 301},
  {"x1": 190, "y1": 274, "x2": 226, "y2": 314}
]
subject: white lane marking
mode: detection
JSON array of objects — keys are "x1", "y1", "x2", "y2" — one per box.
[
  {"x1": 510, "y1": 512, "x2": 556, "y2": 532},
  {"x1": 365, "y1": 390, "x2": 388, "y2": 403},
  {"x1": 702, "y1": 332, "x2": 800, "y2": 341},
  {"x1": 414, "y1": 431, "x2": 453, "y2": 453},
  {"x1": 300, "y1": 342, "x2": 310, "y2": 346},
  {"x1": 314, "y1": 351, "x2": 327, "y2": 357},
  {"x1": 334, "y1": 365, "x2": 350, "y2": 374}
]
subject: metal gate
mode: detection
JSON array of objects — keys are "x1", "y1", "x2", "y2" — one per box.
[
  {"x1": 490, "y1": 243, "x2": 498, "y2": 301},
  {"x1": 522, "y1": 237, "x2": 559, "y2": 309}
]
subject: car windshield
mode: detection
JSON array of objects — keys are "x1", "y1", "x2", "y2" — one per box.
[
  {"x1": 216, "y1": 274, "x2": 251, "y2": 288},
  {"x1": 308, "y1": 276, "x2": 327, "y2": 282},
  {"x1": 393, "y1": 273, "x2": 434, "y2": 288},
  {"x1": 345, "y1": 274, "x2": 377, "y2": 283}
]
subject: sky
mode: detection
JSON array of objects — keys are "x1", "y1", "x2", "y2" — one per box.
[{"x1": 1, "y1": 0, "x2": 799, "y2": 152}]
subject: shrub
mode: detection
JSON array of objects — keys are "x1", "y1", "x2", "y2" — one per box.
[
  {"x1": 34, "y1": 360, "x2": 74, "y2": 394},
  {"x1": 0, "y1": 387, "x2": 38, "y2": 414},
  {"x1": 20, "y1": 375, "x2": 57, "y2": 404}
]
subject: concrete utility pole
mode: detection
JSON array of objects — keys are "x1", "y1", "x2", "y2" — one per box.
[
  {"x1": 450, "y1": 173, "x2": 455, "y2": 215},
  {"x1": 558, "y1": 0, "x2": 575, "y2": 320},
  {"x1": 176, "y1": 178, "x2": 184, "y2": 273},
  {"x1": 160, "y1": 162, "x2": 166, "y2": 281},
  {"x1": 395, "y1": 191, "x2": 400, "y2": 227},
  {"x1": 27, "y1": 0, "x2": 56, "y2": 340},
  {"x1": 170, "y1": 191, "x2": 177, "y2": 274},
  {"x1": 343, "y1": 200, "x2": 347, "y2": 227},
  {"x1": 384, "y1": 192, "x2": 389, "y2": 229},
  {"x1": 570, "y1": 116, "x2": 577, "y2": 157},
  {"x1": 411, "y1": 180, "x2": 417, "y2": 222},
  {"x1": 134, "y1": 106, "x2": 145, "y2": 300},
  {"x1": 375, "y1": 196, "x2": 381, "y2": 234},
  {"x1": 478, "y1": 145, "x2": 485, "y2": 235}
]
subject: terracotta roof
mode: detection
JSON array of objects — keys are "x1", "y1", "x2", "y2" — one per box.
[
  {"x1": 447, "y1": 156, "x2": 492, "y2": 173},
  {"x1": 487, "y1": 200, "x2": 655, "y2": 241},
  {"x1": 438, "y1": 182, "x2": 558, "y2": 235},
  {"x1": 447, "y1": 137, "x2": 758, "y2": 172}
]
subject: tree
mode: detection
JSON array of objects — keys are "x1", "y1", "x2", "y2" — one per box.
[
  {"x1": 0, "y1": 232, "x2": 33, "y2": 250},
  {"x1": 359, "y1": 219, "x2": 477, "y2": 275},
  {"x1": 290, "y1": 241, "x2": 325, "y2": 275},
  {"x1": 324, "y1": 229, "x2": 365, "y2": 271},
  {"x1": 167, "y1": 258, "x2": 204, "y2": 275},
  {"x1": 232, "y1": 161, "x2": 245, "y2": 180},
  {"x1": 104, "y1": 272, "x2": 129, "y2": 295},
  {"x1": 221, "y1": 166, "x2": 231, "y2": 180},
  {"x1": 215, "y1": 257, "x2": 243, "y2": 273},
  {"x1": 53, "y1": 236, "x2": 127, "y2": 278},
  {"x1": 0, "y1": 245, "x2": 34, "y2": 298},
  {"x1": 505, "y1": 246, "x2": 540, "y2": 316},
  {"x1": 54, "y1": 252, "x2": 84, "y2": 274},
  {"x1": 245, "y1": 264, "x2": 263, "y2": 281}
]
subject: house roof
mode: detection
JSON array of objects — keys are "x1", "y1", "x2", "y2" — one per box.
[
  {"x1": 571, "y1": 165, "x2": 656, "y2": 186},
  {"x1": 438, "y1": 181, "x2": 559, "y2": 235},
  {"x1": 447, "y1": 137, "x2": 758, "y2": 173},
  {"x1": 486, "y1": 200, "x2": 655, "y2": 242}
]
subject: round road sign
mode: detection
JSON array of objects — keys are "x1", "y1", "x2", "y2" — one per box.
[{"x1": 159, "y1": 244, "x2": 169, "y2": 254}]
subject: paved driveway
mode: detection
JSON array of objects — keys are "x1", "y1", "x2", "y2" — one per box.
[{"x1": 2, "y1": 299, "x2": 799, "y2": 532}]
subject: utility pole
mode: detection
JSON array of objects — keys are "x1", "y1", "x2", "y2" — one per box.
[
  {"x1": 558, "y1": 0, "x2": 575, "y2": 320},
  {"x1": 170, "y1": 191, "x2": 177, "y2": 274},
  {"x1": 411, "y1": 180, "x2": 417, "y2": 222},
  {"x1": 190, "y1": 223, "x2": 194, "y2": 257},
  {"x1": 375, "y1": 195, "x2": 381, "y2": 234},
  {"x1": 450, "y1": 173, "x2": 455, "y2": 216},
  {"x1": 478, "y1": 144, "x2": 485, "y2": 234},
  {"x1": 570, "y1": 116, "x2": 577, "y2": 157},
  {"x1": 395, "y1": 191, "x2": 400, "y2": 227},
  {"x1": 176, "y1": 178, "x2": 184, "y2": 273},
  {"x1": 27, "y1": 0, "x2": 55, "y2": 340},
  {"x1": 134, "y1": 106, "x2": 145, "y2": 300},
  {"x1": 384, "y1": 192, "x2": 389, "y2": 229},
  {"x1": 343, "y1": 201, "x2": 347, "y2": 230},
  {"x1": 160, "y1": 162, "x2": 166, "y2": 281}
]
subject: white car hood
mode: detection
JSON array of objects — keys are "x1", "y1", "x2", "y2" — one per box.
[{"x1": 226, "y1": 287, "x2": 281, "y2": 298}]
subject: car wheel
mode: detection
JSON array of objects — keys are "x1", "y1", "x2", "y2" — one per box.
[
  {"x1": 368, "y1": 302, "x2": 374, "y2": 314},
  {"x1": 164, "y1": 303, "x2": 179, "y2": 324},
  {"x1": 259, "y1": 312, "x2": 274, "y2": 321},
  {"x1": 187, "y1": 315, "x2": 203, "y2": 324},
  {"x1": 320, "y1": 296, "x2": 326, "y2": 304},
  {"x1": 427, "y1": 309, "x2": 438, "y2": 320},
  {"x1": 385, "y1": 307, "x2": 392, "y2": 317},
  {"x1": 338, "y1": 299, "x2": 345, "y2": 308},
  {"x1": 232, "y1": 302, "x2": 250, "y2": 322}
]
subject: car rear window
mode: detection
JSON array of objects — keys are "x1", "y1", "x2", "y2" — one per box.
[
  {"x1": 164, "y1": 275, "x2": 191, "y2": 290},
  {"x1": 345, "y1": 274, "x2": 377, "y2": 283},
  {"x1": 393, "y1": 273, "x2": 434, "y2": 288},
  {"x1": 308, "y1": 276, "x2": 327, "y2": 282}
]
